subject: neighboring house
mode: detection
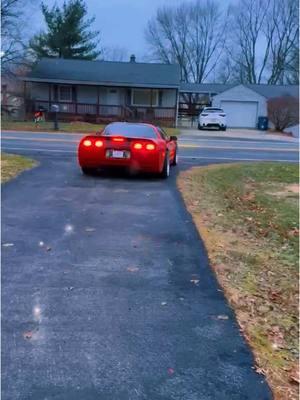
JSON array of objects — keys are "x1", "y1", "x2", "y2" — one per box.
[
  {"x1": 212, "y1": 84, "x2": 299, "y2": 129},
  {"x1": 21, "y1": 57, "x2": 299, "y2": 129},
  {"x1": 179, "y1": 82, "x2": 298, "y2": 129},
  {"x1": 22, "y1": 56, "x2": 181, "y2": 126}
]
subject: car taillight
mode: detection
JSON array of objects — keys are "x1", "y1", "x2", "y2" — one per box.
[
  {"x1": 145, "y1": 143, "x2": 155, "y2": 150},
  {"x1": 201, "y1": 113, "x2": 208, "y2": 116},
  {"x1": 83, "y1": 139, "x2": 92, "y2": 147},
  {"x1": 112, "y1": 137, "x2": 124, "y2": 142},
  {"x1": 95, "y1": 140, "x2": 103, "y2": 147},
  {"x1": 133, "y1": 143, "x2": 143, "y2": 149}
]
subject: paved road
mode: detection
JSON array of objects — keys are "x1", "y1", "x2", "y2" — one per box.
[
  {"x1": 2, "y1": 151, "x2": 272, "y2": 400},
  {"x1": 1, "y1": 130, "x2": 299, "y2": 163}
]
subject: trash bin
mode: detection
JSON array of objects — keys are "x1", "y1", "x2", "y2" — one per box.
[{"x1": 258, "y1": 116, "x2": 268, "y2": 130}]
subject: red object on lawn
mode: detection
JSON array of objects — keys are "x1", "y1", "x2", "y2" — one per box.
[{"x1": 78, "y1": 122, "x2": 178, "y2": 179}]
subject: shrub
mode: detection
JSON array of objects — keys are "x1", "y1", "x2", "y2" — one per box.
[{"x1": 267, "y1": 96, "x2": 299, "y2": 131}]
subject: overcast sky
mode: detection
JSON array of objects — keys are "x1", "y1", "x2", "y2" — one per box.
[{"x1": 32, "y1": 0, "x2": 236, "y2": 61}]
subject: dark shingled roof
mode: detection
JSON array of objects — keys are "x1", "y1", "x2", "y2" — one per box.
[
  {"x1": 245, "y1": 84, "x2": 299, "y2": 99},
  {"x1": 180, "y1": 82, "x2": 299, "y2": 98},
  {"x1": 180, "y1": 82, "x2": 235, "y2": 94},
  {"x1": 24, "y1": 58, "x2": 181, "y2": 88}
]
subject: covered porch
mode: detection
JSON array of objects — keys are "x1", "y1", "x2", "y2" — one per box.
[{"x1": 24, "y1": 82, "x2": 177, "y2": 126}]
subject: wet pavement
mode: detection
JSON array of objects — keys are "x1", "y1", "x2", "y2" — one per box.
[{"x1": 2, "y1": 154, "x2": 272, "y2": 399}]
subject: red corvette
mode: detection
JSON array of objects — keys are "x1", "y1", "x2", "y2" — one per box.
[{"x1": 78, "y1": 122, "x2": 178, "y2": 178}]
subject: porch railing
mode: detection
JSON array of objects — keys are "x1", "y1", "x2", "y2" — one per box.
[{"x1": 27, "y1": 100, "x2": 175, "y2": 122}]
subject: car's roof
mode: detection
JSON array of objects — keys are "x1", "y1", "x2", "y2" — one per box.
[{"x1": 106, "y1": 122, "x2": 157, "y2": 129}]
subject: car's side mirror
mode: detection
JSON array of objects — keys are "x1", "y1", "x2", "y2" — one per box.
[{"x1": 169, "y1": 135, "x2": 177, "y2": 141}]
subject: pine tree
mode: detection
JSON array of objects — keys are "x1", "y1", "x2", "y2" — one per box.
[{"x1": 30, "y1": 0, "x2": 100, "y2": 60}]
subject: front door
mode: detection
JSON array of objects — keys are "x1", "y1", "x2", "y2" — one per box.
[
  {"x1": 106, "y1": 88, "x2": 120, "y2": 116},
  {"x1": 107, "y1": 88, "x2": 119, "y2": 105}
]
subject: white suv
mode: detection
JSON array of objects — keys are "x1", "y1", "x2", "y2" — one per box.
[{"x1": 198, "y1": 107, "x2": 227, "y2": 131}]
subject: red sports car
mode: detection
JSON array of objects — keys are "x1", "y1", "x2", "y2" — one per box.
[{"x1": 78, "y1": 122, "x2": 178, "y2": 178}]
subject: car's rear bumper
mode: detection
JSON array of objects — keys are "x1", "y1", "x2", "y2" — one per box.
[
  {"x1": 78, "y1": 153, "x2": 162, "y2": 173},
  {"x1": 201, "y1": 123, "x2": 225, "y2": 128},
  {"x1": 199, "y1": 118, "x2": 226, "y2": 128}
]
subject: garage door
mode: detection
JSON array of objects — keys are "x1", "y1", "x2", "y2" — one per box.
[{"x1": 221, "y1": 101, "x2": 258, "y2": 128}]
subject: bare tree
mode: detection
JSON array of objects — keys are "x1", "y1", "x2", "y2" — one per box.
[
  {"x1": 267, "y1": 0, "x2": 299, "y2": 84},
  {"x1": 101, "y1": 46, "x2": 128, "y2": 62},
  {"x1": 145, "y1": 0, "x2": 228, "y2": 83},
  {"x1": 227, "y1": 0, "x2": 299, "y2": 84},
  {"x1": 285, "y1": 43, "x2": 299, "y2": 84},
  {"x1": 1, "y1": 0, "x2": 34, "y2": 75}
]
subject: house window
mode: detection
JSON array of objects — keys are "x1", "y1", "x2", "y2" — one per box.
[
  {"x1": 59, "y1": 86, "x2": 72, "y2": 102},
  {"x1": 131, "y1": 89, "x2": 158, "y2": 107}
]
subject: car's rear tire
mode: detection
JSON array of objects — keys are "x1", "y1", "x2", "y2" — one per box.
[
  {"x1": 198, "y1": 123, "x2": 202, "y2": 130},
  {"x1": 160, "y1": 153, "x2": 170, "y2": 179},
  {"x1": 221, "y1": 126, "x2": 227, "y2": 131},
  {"x1": 81, "y1": 167, "x2": 95, "y2": 175},
  {"x1": 171, "y1": 149, "x2": 178, "y2": 166}
]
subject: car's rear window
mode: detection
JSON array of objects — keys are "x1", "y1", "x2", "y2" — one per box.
[
  {"x1": 204, "y1": 108, "x2": 224, "y2": 113},
  {"x1": 103, "y1": 123, "x2": 157, "y2": 138}
]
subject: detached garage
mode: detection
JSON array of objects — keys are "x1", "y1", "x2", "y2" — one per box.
[{"x1": 212, "y1": 85, "x2": 267, "y2": 128}]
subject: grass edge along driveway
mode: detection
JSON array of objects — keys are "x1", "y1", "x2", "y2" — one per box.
[
  {"x1": 178, "y1": 162, "x2": 299, "y2": 400},
  {"x1": 1, "y1": 152, "x2": 37, "y2": 183},
  {"x1": 1, "y1": 121, "x2": 180, "y2": 137}
]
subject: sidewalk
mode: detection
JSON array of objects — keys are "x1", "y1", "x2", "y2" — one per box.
[{"x1": 179, "y1": 128, "x2": 299, "y2": 142}]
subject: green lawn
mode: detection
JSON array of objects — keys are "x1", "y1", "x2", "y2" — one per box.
[
  {"x1": 1, "y1": 153, "x2": 37, "y2": 183},
  {"x1": 178, "y1": 163, "x2": 299, "y2": 400},
  {"x1": 2, "y1": 120, "x2": 180, "y2": 137}
]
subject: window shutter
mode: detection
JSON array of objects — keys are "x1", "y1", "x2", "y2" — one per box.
[
  {"x1": 126, "y1": 89, "x2": 131, "y2": 105},
  {"x1": 159, "y1": 90, "x2": 163, "y2": 107}
]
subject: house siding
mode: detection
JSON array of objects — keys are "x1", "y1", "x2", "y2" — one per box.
[
  {"x1": 31, "y1": 82, "x2": 49, "y2": 101},
  {"x1": 77, "y1": 85, "x2": 98, "y2": 103}
]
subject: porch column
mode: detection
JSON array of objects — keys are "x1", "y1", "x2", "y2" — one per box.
[
  {"x1": 97, "y1": 86, "x2": 100, "y2": 116},
  {"x1": 48, "y1": 83, "x2": 51, "y2": 110},
  {"x1": 175, "y1": 88, "x2": 179, "y2": 128},
  {"x1": 150, "y1": 89, "x2": 153, "y2": 107}
]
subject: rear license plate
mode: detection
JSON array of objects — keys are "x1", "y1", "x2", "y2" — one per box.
[
  {"x1": 112, "y1": 150, "x2": 124, "y2": 158},
  {"x1": 106, "y1": 150, "x2": 130, "y2": 159}
]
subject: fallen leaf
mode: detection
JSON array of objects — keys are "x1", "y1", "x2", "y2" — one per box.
[
  {"x1": 254, "y1": 366, "x2": 266, "y2": 376},
  {"x1": 23, "y1": 331, "x2": 33, "y2": 340},
  {"x1": 46, "y1": 246, "x2": 52, "y2": 252},
  {"x1": 289, "y1": 363, "x2": 300, "y2": 384},
  {"x1": 190, "y1": 279, "x2": 199, "y2": 285},
  {"x1": 161, "y1": 302, "x2": 167, "y2": 306},
  {"x1": 167, "y1": 368, "x2": 175, "y2": 375},
  {"x1": 85, "y1": 227, "x2": 96, "y2": 232},
  {"x1": 127, "y1": 267, "x2": 139, "y2": 273},
  {"x1": 217, "y1": 315, "x2": 229, "y2": 320}
]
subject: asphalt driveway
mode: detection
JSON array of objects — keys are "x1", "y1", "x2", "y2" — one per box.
[{"x1": 1, "y1": 155, "x2": 272, "y2": 400}]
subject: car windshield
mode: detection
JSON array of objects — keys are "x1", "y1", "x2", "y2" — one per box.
[
  {"x1": 103, "y1": 123, "x2": 157, "y2": 138},
  {"x1": 203, "y1": 108, "x2": 224, "y2": 113}
]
